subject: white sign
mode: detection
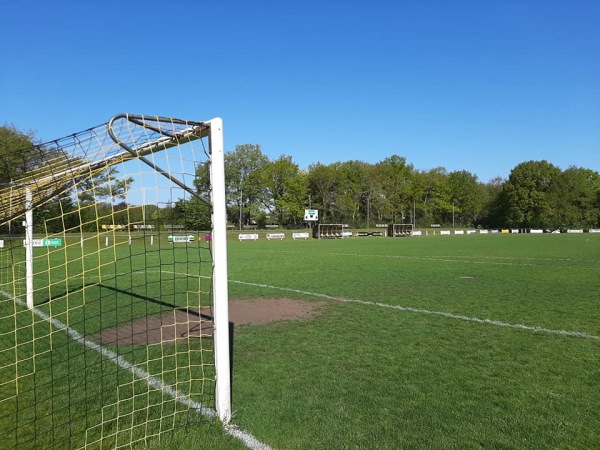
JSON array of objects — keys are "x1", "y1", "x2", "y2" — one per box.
[
  {"x1": 168, "y1": 235, "x2": 195, "y2": 243},
  {"x1": 132, "y1": 224, "x2": 155, "y2": 230},
  {"x1": 304, "y1": 209, "x2": 318, "y2": 222},
  {"x1": 239, "y1": 233, "x2": 259, "y2": 241},
  {"x1": 292, "y1": 232, "x2": 310, "y2": 240},
  {"x1": 266, "y1": 233, "x2": 285, "y2": 240},
  {"x1": 27, "y1": 238, "x2": 63, "y2": 247}
]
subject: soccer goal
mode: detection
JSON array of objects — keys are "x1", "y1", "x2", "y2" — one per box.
[{"x1": 0, "y1": 114, "x2": 230, "y2": 449}]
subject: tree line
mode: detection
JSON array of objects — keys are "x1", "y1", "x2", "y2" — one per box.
[
  {"x1": 1, "y1": 124, "x2": 599, "y2": 233},
  {"x1": 217, "y1": 144, "x2": 600, "y2": 230}
]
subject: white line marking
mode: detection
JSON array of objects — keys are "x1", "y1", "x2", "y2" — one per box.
[
  {"x1": 224, "y1": 424, "x2": 274, "y2": 450},
  {"x1": 230, "y1": 280, "x2": 600, "y2": 341},
  {"x1": 244, "y1": 249, "x2": 600, "y2": 268},
  {"x1": 1, "y1": 290, "x2": 273, "y2": 450},
  {"x1": 143, "y1": 270, "x2": 599, "y2": 341}
]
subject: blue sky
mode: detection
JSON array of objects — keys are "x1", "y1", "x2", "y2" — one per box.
[{"x1": 1, "y1": 0, "x2": 598, "y2": 183}]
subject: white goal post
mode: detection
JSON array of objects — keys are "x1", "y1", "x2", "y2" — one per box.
[
  {"x1": 206, "y1": 118, "x2": 232, "y2": 424},
  {"x1": 0, "y1": 114, "x2": 231, "y2": 448}
]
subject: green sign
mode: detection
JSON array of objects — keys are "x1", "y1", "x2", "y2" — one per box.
[
  {"x1": 31, "y1": 238, "x2": 63, "y2": 247},
  {"x1": 167, "y1": 235, "x2": 195, "y2": 243}
]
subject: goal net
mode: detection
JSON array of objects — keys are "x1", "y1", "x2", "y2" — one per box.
[{"x1": 0, "y1": 114, "x2": 230, "y2": 449}]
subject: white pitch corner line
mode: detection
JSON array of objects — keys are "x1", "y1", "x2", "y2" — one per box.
[
  {"x1": 230, "y1": 280, "x2": 600, "y2": 341},
  {"x1": 1, "y1": 290, "x2": 274, "y2": 450}
]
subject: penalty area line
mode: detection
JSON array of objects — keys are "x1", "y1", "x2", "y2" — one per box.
[
  {"x1": 230, "y1": 280, "x2": 600, "y2": 341},
  {"x1": 1, "y1": 290, "x2": 273, "y2": 450}
]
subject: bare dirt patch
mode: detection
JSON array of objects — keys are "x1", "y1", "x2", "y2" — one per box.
[{"x1": 90, "y1": 298, "x2": 326, "y2": 346}]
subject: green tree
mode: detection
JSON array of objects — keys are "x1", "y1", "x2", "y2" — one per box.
[
  {"x1": 447, "y1": 170, "x2": 486, "y2": 227},
  {"x1": 308, "y1": 162, "x2": 339, "y2": 223},
  {"x1": 259, "y1": 155, "x2": 308, "y2": 228},
  {"x1": 500, "y1": 160, "x2": 562, "y2": 228},
  {"x1": 374, "y1": 155, "x2": 415, "y2": 224},
  {"x1": 76, "y1": 167, "x2": 133, "y2": 204},
  {"x1": 1, "y1": 124, "x2": 136, "y2": 233},
  {"x1": 480, "y1": 177, "x2": 506, "y2": 227},
  {"x1": 0, "y1": 125, "x2": 37, "y2": 232},
  {"x1": 33, "y1": 195, "x2": 80, "y2": 233},
  {"x1": 361, "y1": 164, "x2": 385, "y2": 227},
  {"x1": 334, "y1": 160, "x2": 371, "y2": 225},
  {"x1": 174, "y1": 197, "x2": 211, "y2": 230},
  {"x1": 224, "y1": 144, "x2": 268, "y2": 227},
  {"x1": 0, "y1": 124, "x2": 39, "y2": 184},
  {"x1": 552, "y1": 167, "x2": 600, "y2": 228},
  {"x1": 414, "y1": 167, "x2": 451, "y2": 226}
]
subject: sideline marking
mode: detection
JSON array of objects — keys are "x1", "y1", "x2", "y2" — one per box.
[
  {"x1": 230, "y1": 280, "x2": 600, "y2": 341},
  {"x1": 1, "y1": 291, "x2": 273, "y2": 450}
]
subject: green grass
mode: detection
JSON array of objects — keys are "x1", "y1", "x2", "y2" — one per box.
[
  {"x1": 1, "y1": 232, "x2": 599, "y2": 448},
  {"x1": 227, "y1": 233, "x2": 600, "y2": 449},
  {"x1": 0, "y1": 236, "x2": 224, "y2": 449}
]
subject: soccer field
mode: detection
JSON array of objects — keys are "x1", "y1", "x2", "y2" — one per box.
[
  {"x1": 1, "y1": 232, "x2": 599, "y2": 449},
  {"x1": 226, "y1": 233, "x2": 600, "y2": 449}
]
